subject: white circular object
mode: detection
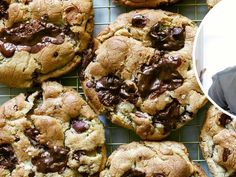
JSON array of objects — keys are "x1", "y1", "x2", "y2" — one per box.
[{"x1": 193, "y1": 0, "x2": 236, "y2": 117}]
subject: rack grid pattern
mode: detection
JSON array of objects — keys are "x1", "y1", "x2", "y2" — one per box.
[{"x1": 0, "y1": 0, "x2": 212, "y2": 176}]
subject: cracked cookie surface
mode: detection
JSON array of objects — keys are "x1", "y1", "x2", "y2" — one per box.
[
  {"x1": 200, "y1": 106, "x2": 236, "y2": 177},
  {"x1": 100, "y1": 141, "x2": 207, "y2": 177},
  {"x1": 113, "y1": 0, "x2": 179, "y2": 8},
  {"x1": 0, "y1": 0, "x2": 93, "y2": 88},
  {"x1": 0, "y1": 81, "x2": 106, "y2": 176},
  {"x1": 82, "y1": 9, "x2": 207, "y2": 140}
]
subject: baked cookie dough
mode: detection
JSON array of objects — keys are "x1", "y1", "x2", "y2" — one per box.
[
  {"x1": 81, "y1": 9, "x2": 207, "y2": 140},
  {"x1": 0, "y1": 0, "x2": 93, "y2": 88},
  {"x1": 0, "y1": 81, "x2": 106, "y2": 176},
  {"x1": 113, "y1": 0, "x2": 179, "y2": 8},
  {"x1": 200, "y1": 106, "x2": 236, "y2": 177},
  {"x1": 207, "y1": 0, "x2": 221, "y2": 8},
  {"x1": 100, "y1": 141, "x2": 207, "y2": 177}
]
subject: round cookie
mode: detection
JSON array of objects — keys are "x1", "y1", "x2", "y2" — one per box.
[
  {"x1": 81, "y1": 9, "x2": 208, "y2": 140},
  {"x1": 0, "y1": 81, "x2": 106, "y2": 176},
  {"x1": 100, "y1": 141, "x2": 207, "y2": 177},
  {"x1": 0, "y1": 0, "x2": 93, "y2": 88},
  {"x1": 200, "y1": 106, "x2": 236, "y2": 177},
  {"x1": 113, "y1": 0, "x2": 179, "y2": 8}
]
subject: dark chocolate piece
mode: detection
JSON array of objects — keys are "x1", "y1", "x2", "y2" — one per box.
[
  {"x1": 32, "y1": 146, "x2": 69, "y2": 174},
  {"x1": 94, "y1": 75, "x2": 139, "y2": 106},
  {"x1": 0, "y1": 42, "x2": 16, "y2": 58},
  {"x1": 149, "y1": 23, "x2": 185, "y2": 51},
  {"x1": 132, "y1": 14, "x2": 147, "y2": 28},
  {"x1": 71, "y1": 120, "x2": 89, "y2": 133},
  {"x1": 73, "y1": 150, "x2": 86, "y2": 161},
  {"x1": 120, "y1": 84, "x2": 139, "y2": 104},
  {"x1": 95, "y1": 75, "x2": 122, "y2": 92},
  {"x1": 223, "y1": 148, "x2": 231, "y2": 162},
  {"x1": 91, "y1": 54, "x2": 183, "y2": 106},
  {"x1": 95, "y1": 75, "x2": 122, "y2": 106},
  {"x1": 0, "y1": 20, "x2": 66, "y2": 57},
  {"x1": 0, "y1": 1, "x2": 8, "y2": 20},
  {"x1": 79, "y1": 45, "x2": 95, "y2": 81},
  {"x1": 28, "y1": 171, "x2": 35, "y2": 177},
  {"x1": 122, "y1": 169, "x2": 146, "y2": 177},
  {"x1": 137, "y1": 55, "x2": 183, "y2": 98},
  {"x1": 97, "y1": 90, "x2": 120, "y2": 106},
  {"x1": 153, "y1": 100, "x2": 183, "y2": 133},
  {"x1": 24, "y1": 128, "x2": 41, "y2": 147},
  {"x1": 0, "y1": 144, "x2": 18, "y2": 171},
  {"x1": 219, "y1": 114, "x2": 232, "y2": 127}
]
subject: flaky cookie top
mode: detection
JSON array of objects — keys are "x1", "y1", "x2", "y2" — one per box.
[
  {"x1": 82, "y1": 9, "x2": 207, "y2": 140},
  {"x1": 0, "y1": 81, "x2": 106, "y2": 176}
]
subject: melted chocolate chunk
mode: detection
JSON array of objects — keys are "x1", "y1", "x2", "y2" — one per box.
[
  {"x1": 71, "y1": 119, "x2": 89, "y2": 133},
  {"x1": 0, "y1": 144, "x2": 18, "y2": 171},
  {"x1": 0, "y1": 1, "x2": 8, "y2": 20},
  {"x1": 0, "y1": 20, "x2": 63, "y2": 45},
  {"x1": 97, "y1": 90, "x2": 120, "y2": 106},
  {"x1": 15, "y1": 137, "x2": 20, "y2": 142},
  {"x1": 223, "y1": 148, "x2": 231, "y2": 162},
  {"x1": 93, "y1": 75, "x2": 139, "y2": 106},
  {"x1": 149, "y1": 23, "x2": 185, "y2": 51},
  {"x1": 137, "y1": 55, "x2": 183, "y2": 98},
  {"x1": 91, "y1": 55, "x2": 182, "y2": 105},
  {"x1": 122, "y1": 169, "x2": 146, "y2": 177},
  {"x1": 132, "y1": 14, "x2": 147, "y2": 28},
  {"x1": 73, "y1": 150, "x2": 86, "y2": 161},
  {"x1": 79, "y1": 47, "x2": 95, "y2": 81},
  {"x1": 0, "y1": 20, "x2": 66, "y2": 57},
  {"x1": 80, "y1": 43, "x2": 96, "y2": 80},
  {"x1": 0, "y1": 42, "x2": 16, "y2": 58},
  {"x1": 120, "y1": 84, "x2": 139, "y2": 104},
  {"x1": 153, "y1": 100, "x2": 182, "y2": 133},
  {"x1": 24, "y1": 128, "x2": 41, "y2": 147},
  {"x1": 95, "y1": 75, "x2": 122, "y2": 92},
  {"x1": 32, "y1": 146, "x2": 69, "y2": 174},
  {"x1": 219, "y1": 114, "x2": 232, "y2": 127},
  {"x1": 28, "y1": 171, "x2": 35, "y2": 177},
  {"x1": 154, "y1": 173, "x2": 165, "y2": 177},
  {"x1": 95, "y1": 75, "x2": 122, "y2": 106}
]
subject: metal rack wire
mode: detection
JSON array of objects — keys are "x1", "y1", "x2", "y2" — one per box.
[{"x1": 0, "y1": 0, "x2": 212, "y2": 176}]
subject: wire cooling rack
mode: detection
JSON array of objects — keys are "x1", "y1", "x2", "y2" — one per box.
[{"x1": 0, "y1": 0, "x2": 212, "y2": 176}]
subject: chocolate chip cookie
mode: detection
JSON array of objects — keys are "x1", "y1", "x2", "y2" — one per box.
[
  {"x1": 200, "y1": 106, "x2": 236, "y2": 177},
  {"x1": 113, "y1": 0, "x2": 179, "y2": 8},
  {"x1": 81, "y1": 9, "x2": 208, "y2": 140},
  {"x1": 207, "y1": 0, "x2": 221, "y2": 8},
  {"x1": 100, "y1": 141, "x2": 207, "y2": 177},
  {"x1": 0, "y1": 81, "x2": 106, "y2": 176},
  {"x1": 0, "y1": 0, "x2": 93, "y2": 88}
]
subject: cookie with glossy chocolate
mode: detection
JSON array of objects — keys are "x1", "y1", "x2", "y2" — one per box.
[
  {"x1": 100, "y1": 141, "x2": 207, "y2": 177},
  {"x1": 0, "y1": 0, "x2": 93, "y2": 88},
  {"x1": 113, "y1": 0, "x2": 179, "y2": 8},
  {"x1": 207, "y1": 0, "x2": 221, "y2": 8},
  {"x1": 0, "y1": 81, "x2": 106, "y2": 176},
  {"x1": 200, "y1": 106, "x2": 236, "y2": 177},
  {"x1": 82, "y1": 9, "x2": 207, "y2": 140}
]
